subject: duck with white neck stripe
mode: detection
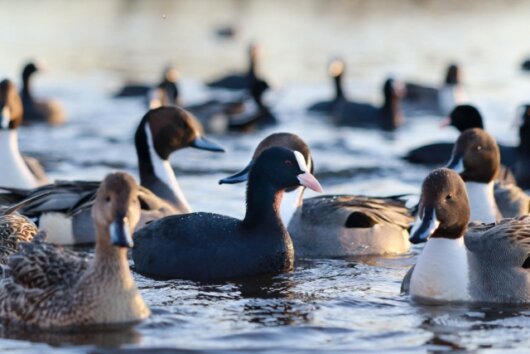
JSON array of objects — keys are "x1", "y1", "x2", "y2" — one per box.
[
  {"x1": 0, "y1": 79, "x2": 48, "y2": 189},
  {"x1": 404, "y1": 168, "x2": 530, "y2": 304},
  {"x1": 0, "y1": 106, "x2": 225, "y2": 245},
  {"x1": 219, "y1": 133, "x2": 414, "y2": 257},
  {"x1": 447, "y1": 128, "x2": 529, "y2": 223}
]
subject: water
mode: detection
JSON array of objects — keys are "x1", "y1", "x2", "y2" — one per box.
[{"x1": 1, "y1": 0, "x2": 530, "y2": 352}]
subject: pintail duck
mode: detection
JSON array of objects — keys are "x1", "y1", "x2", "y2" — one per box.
[
  {"x1": 132, "y1": 147, "x2": 323, "y2": 281},
  {"x1": 307, "y1": 58, "x2": 346, "y2": 114},
  {"x1": 20, "y1": 62, "x2": 66, "y2": 125},
  {"x1": 0, "y1": 106, "x2": 225, "y2": 245},
  {"x1": 220, "y1": 133, "x2": 413, "y2": 257},
  {"x1": 0, "y1": 172, "x2": 150, "y2": 329},
  {"x1": 403, "y1": 63, "x2": 467, "y2": 116},
  {"x1": 333, "y1": 78, "x2": 405, "y2": 131},
  {"x1": 403, "y1": 168, "x2": 530, "y2": 304},
  {"x1": 0, "y1": 79, "x2": 48, "y2": 189},
  {"x1": 405, "y1": 105, "x2": 518, "y2": 170},
  {"x1": 447, "y1": 128, "x2": 529, "y2": 222}
]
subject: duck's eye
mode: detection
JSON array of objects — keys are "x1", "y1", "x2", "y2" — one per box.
[
  {"x1": 105, "y1": 196, "x2": 111, "y2": 203},
  {"x1": 445, "y1": 194, "x2": 452, "y2": 200},
  {"x1": 284, "y1": 160, "x2": 293, "y2": 167},
  {"x1": 476, "y1": 145, "x2": 482, "y2": 151}
]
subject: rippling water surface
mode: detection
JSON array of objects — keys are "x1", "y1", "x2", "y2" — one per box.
[{"x1": 1, "y1": 0, "x2": 530, "y2": 352}]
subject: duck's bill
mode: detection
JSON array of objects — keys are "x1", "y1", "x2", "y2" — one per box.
[
  {"x1": 191, "y1": 136, "x2": 226, "y2": 152},
  {"x1": 446, "y1": 153, "x2": 464, "y2": 173},
  {"x1": 409, "y1": 208, "x2": 439, "y2": 244},
  {"x1": 110, "y1": 217, "x2": 134, "y2": 248},
  {"x1": 297, "y1": 172, "x2": 324, "y2": 193},
  {"x1": 219, "y1": 163, "x2": 251, "y2": 185}
]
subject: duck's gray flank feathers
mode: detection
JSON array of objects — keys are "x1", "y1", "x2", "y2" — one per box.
[{"x1": 465, "y1": 215, "x2": 530, "y2": 303}]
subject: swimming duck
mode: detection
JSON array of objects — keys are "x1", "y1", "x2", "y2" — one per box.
[
  {"x1": 447, "y1": 128, "x2": 528, "y2": 222},
  {"x1": 307, "y1": 58, "x2": 345, "y2": 114},
  {"x1": 20, "y1": 62, "x2": 66, "y2": 125},
  {"x1": 405, "y1": 105, "x2": 483, "y2": 165},
  {"x1": 132, "y1": 147, "x2": 323, "y2": 281},
  {"x1": 226, "y1": 77, "x2": 276, "y2": 132},
  {"x1": 333, "y1": 78, "x2": 405, "y2": 131},
  {"x1": 220, "y1": 133, "x2": 413, "y2": 257},
  {"x1": 0, "y1": 172, "x2": 150, "y2": 329},
  {"x1": 404, "y1": 168, "x2": 530, "y2": 304},
  {"x1": 0, "y1": 106, "x2": 225, "y2": 245},
  {"x1": 206, "y1": 43, "x2": 261, "y2": 91},
  {"x1": 147, "y1": 66, "x2": 181, "y2": 108},
  {"x1": 403, "y1": 63, "x2": 466, "y2": 116},
  {"x1": 0, "y1": 79, "x2": 47, "y2": 189},
  {"x1": 405, "y1": 104, "x2": 519, "y2": 170}
]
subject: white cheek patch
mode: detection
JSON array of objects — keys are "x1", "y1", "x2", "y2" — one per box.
[
  {"x1": 1, "y1": 107, "x2": 10, "y2": 129},
  {"x1": 294, "y1": 150, "x2": 308, "y2": 172}
]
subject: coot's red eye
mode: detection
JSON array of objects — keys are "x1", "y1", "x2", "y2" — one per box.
[{"x1": 284, "y1": 160, "x2": 293, "y2": 167}]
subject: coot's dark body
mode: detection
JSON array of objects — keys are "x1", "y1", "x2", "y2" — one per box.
[{"x1": 133, "y1": 212, "x2": 293, "y2": 281}]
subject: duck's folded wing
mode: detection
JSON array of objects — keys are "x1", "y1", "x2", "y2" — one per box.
[
  {"x1": 136, "y1": 186, "x2": 178, "y2": 228},
  {"x1": 0, "y1": 181, "x2": 100, "y2": 217},
  {"x1": 301, "y1": 195, "x2": 414, "y2": 229},
  {"x1": 465, "y1": 215, "x2": 530, "y2": 258},
  {"x1": 7, "y1": 233, "x2": 91, "y2": 289},
  {"x1": 494, "y1": 181, "x2": 530, "y2": 218}
]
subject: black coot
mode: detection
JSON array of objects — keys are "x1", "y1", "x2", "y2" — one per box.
[{"x1": 132, "y1": 147, "x2": 323, "y2": 281}]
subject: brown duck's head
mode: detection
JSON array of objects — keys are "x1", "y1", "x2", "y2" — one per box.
[
  {"x1": 139, "y1": 106, "x2": 225, "y2": 160},
  {"x1": 92, "y1": 172, "x2": 142, "y2": 248}
]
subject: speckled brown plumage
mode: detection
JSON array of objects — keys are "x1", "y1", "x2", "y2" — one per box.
[
  {"x1": 0, "y1": 209, "x2": 38, "y2": 264},
  {"x1": 0, "y1": 172, "x2": 150, "y2": 329}
]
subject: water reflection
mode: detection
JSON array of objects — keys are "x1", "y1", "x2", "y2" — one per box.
[{"x1": 0, "y1": 324, "x2": 141, "y2": 348}]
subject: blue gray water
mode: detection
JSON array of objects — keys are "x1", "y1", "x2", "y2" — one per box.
[{"x1": 1, "y1": 0, "x2": 530, "y2": 352}]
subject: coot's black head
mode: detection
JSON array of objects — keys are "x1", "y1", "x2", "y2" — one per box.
[
  {"x1": 445, "y1": 105, "x2": 484, "y2": 132},
  {"x1": 22, "y1": 62, "x2": 39, "y2": 81},
  {"x1": 410, "y1": 168, "x2": 470, "y2": 244},
  {"x1": 328, "y1": 58, "x2": 345, "y2": 78},
  {"x1": 0, "y1": 79, "x2": 23, "y2": 129},
  {"x1": 135, "y1": 106, "x2": 225, "y2": 160},
  {"x1": 219, "y1": 133, "x2": 312, "y2": 186},
  {"x1": 444, "y1": 63, "x2": 460, "y2": 85},
  {"x1": 447, "y1": 128, "x2": 500, "y2": 183},
  {"x1": 250, "y1": 146, "x2": 322, "y2": 193}
]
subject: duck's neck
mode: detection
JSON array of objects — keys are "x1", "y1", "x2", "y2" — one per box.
[
  {"x1": 21, "y1": 72, "x2": 33, "y2": 99},
  {"x1": 242, "y1": 171, "x2": 284, "y2": 230},
  {"x1": 0, "y1": 130, "x2": 39, "y2": 189},
  {"x1": 82, "y1": 225, "x2": 150, "y2": 323},
  {"x1": 381, "y1": 94, "x2": 402, "y2": 131},
  {"x1": 333, "y1": 74, "x2": 344, "y2": 100},
  {"x1": 465, "y1": 181, "x2": 499, "y2": 223},
  {"x1": 280, "y1": 186, "x2": 305, "y2": 226},
  {"x1": 410, "y1": 236, "x2": 470, "y2": 303},
  {"x1": 93, "y1": 229, "x2": 131, "y2": 273},
  {"x1": 135, "y1": 122, "x2": 191, "y2": 213}
]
